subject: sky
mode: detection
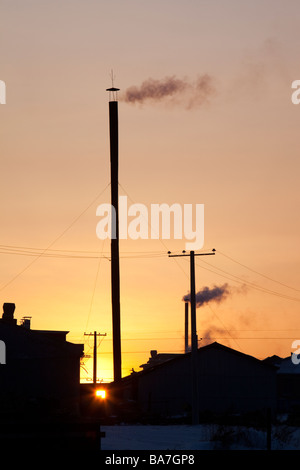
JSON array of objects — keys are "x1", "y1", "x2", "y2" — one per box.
[{"x1": 1, "y1": 0, "x2": 300, "y2": 382}]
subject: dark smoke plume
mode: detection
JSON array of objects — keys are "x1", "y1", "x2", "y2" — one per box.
[
  {"x1": 122, "y1": 74, "x2": 216, "y2": 108},
  {"x1": 183, "y1": 283, "x2": 230, "y2": 308}
]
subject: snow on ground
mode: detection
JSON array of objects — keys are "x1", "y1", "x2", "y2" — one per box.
[
  {"x1": 101, "y1": 424, "x2": 300, "y2": 450},
  {"x1": 102, "y1": 425, "x2": 215, "y2": 450}
]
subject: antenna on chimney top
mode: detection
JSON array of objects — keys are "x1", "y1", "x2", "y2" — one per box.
[{"x1": 106, "y1": 70, "x2": 120, "y2": 101}]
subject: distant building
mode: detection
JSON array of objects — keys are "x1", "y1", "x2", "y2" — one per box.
[
  {"x1": 0, "y1": 303, "x2": 84, "y2": 418},
  {"x1": 263, "y1": 353, "x2": 300, "y2": 415},
  {"x1": 139, "y1": 350, "x2": 181, "y2": 370},
  {"x1": 114, "y1": 342, "x2": 278, "y2": 420}
]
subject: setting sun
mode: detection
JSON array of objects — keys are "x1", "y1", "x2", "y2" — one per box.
[{"x1": 95, "y1": 389, "x2": 106, "y2": 399}]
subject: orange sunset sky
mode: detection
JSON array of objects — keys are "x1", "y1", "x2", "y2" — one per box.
[{"x1": 1, "y1": 0, "x2": 300, "y2": 382}]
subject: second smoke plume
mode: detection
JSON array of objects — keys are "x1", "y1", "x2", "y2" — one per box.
[{"x1": 183, "y1": 283, "x2": 230, "y2": 308}]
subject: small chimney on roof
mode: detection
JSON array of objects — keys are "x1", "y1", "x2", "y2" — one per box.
[
  {"x1": 2, "y1": 303, "x2": 17, "y2": 325},
  {"x1": 20, "y1": 316, "x2": 31, "y2": 329}
]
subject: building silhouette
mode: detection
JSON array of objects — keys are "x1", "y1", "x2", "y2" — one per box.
[
  {"x1": 109, "y1": 342, "x2": 278, "y2": 422},
  {"x1": 0, "y1": 303, "x2": 84, "y2": 418}
]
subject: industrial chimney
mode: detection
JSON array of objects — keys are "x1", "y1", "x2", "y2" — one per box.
[
  {"x1": 106, "y1": 84, "x2": 122, "y2": 382},
  {"x1": 2, "y1": 303, "x2": 17, "y2": 325},
  {"x1": 184, "y1": 301, "x2": 189, "y2": 353}
]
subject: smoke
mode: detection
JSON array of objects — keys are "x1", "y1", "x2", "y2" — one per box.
[
  {"x1": 183, "y1": 283, "x2": 230, "y2": 308},
  {"x1": 227, "y1": 37, "x2": 289, "y2": 102},
  {"x1": 200, "y1": 325, "x2": 227, "y2": 347},
  {"x1": 122, "y1": 74, "x2": 216, "y2": 109},
  {"x1": 121, "y1": 39, "x2": 287, "y2": 109}
]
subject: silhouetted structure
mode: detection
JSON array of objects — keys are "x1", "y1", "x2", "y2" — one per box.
[
  {"x1": 0, "y1": 303, "x2": 83, "y2": 417},
  {"x1": 110, "y1": 342, "x2": 277, "y2": 422},
  {"x1": 139, "y1": 350, "x2": 181, "y2": 370},
  {"x1": 107, "y1": 85, "x2": 122, "y2": 383},
  {"x1": 2, "y1": 302, "x2": 17, "y2": 324},
  {"x1": 264, "y1": 354, "x2": 300, "y2": 417},
  {"x1": 0, "y1": 303, "x2": 106, "y2": 448}
]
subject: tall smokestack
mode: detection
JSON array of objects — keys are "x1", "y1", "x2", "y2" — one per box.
[
  {"x1": 106, "y1": 85, "x2": 122, "y2": 382},
  {"x1": 184, "y1": 301, "x2": 189, "y2": 353}
]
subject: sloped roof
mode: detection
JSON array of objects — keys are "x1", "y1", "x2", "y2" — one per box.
[
  {"x1": 119, "y1": 341, "x2": 276, "y2": 384},
  {"x1": 140, "y1": 352, "x2": 181, "y2": 370},
  {"x1": 262, "y1": 354, "x2": 283, "y2": 366}
]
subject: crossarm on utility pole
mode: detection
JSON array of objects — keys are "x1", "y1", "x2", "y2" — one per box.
[{"x1": 84, "y1": 332, "x2": 107, "y2": 385}]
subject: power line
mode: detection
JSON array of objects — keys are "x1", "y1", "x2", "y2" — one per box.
[
  {"x1": 186, "y1": 256, "x2": 300, "y2": 303},
  {"x1": 73, "y1": 331, "x2": 300, "y2": 341},
  {"x1": 118, "y1": 181, "x2": 191, "y2": 281},
  {"x1": 90, "y1": 338, "x2": 296, "y2": 354},
  {"x1": 0, "y1": 182, "x2": 110, "y2": 292},
  {"x1": 218, "y1": 249, "x2": 300, "y2": 293},
  {"x1": 2, "y1": 239, "x2": 297, "y2": 304},
  {"x1": 0, "y1": 244, "x2": 166, "y2": 259},
  {"x1": 118, "y1": 182, "x2": 299, "y2": 303},
  {"x1": 0, "y1": 244, "x2": 165, "y2": 255},
  {"x1": 198, "y1": 259, "x2": 300, "y2": 303},
  {"x1": 83, "y1": 237, "x2": 107, "y2": 336}
]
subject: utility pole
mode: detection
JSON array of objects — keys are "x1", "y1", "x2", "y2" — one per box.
[
  {"x1": 168, "y1": 249, "x2": 216, "y2": 425},
  {"x1": 84, "y1": 331, "x2": 107, "y2": 385}
]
